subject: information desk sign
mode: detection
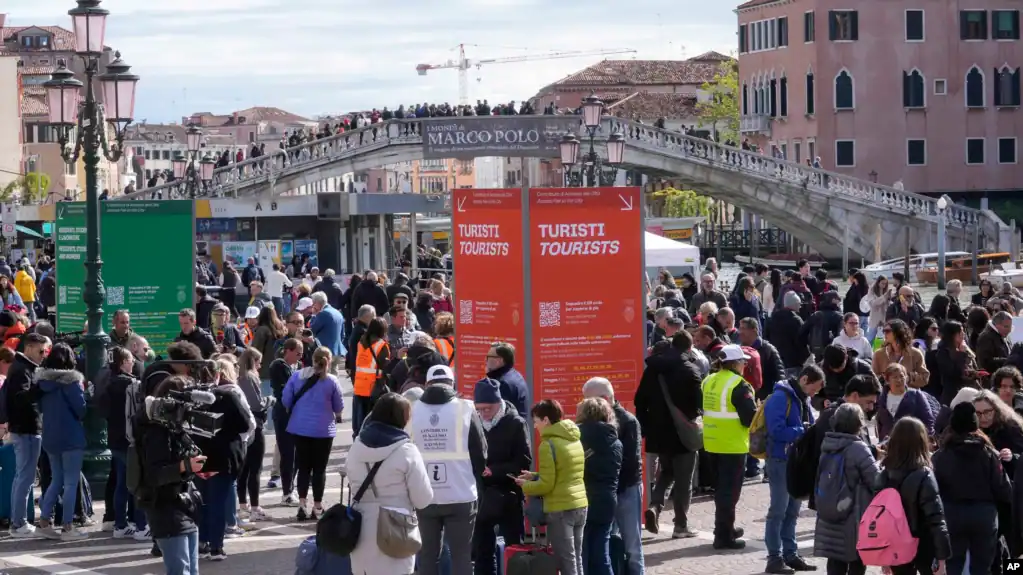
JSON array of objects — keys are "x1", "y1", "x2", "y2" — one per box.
[
  {"x1": 451, "y1": 189, "x2": 527, "y2": 397},
  {"x1": 528, "y1": 187, "x2": 646, "y2": 418}
]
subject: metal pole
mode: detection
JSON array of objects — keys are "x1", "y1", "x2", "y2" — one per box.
[
  {"x1": 842, "y1": 224, "x2": 850, "y2": 277},
  {"x1": 410, "y1": 212, "x2": 418, "y2": 287},
  {"x1": 520, "y1": 162, "x2": 533, "y2": 437},
  {"x1": 903, "y1": 226, "x2": 911, "y2": 281},
  {"x1": 972, "y1": 223, "x2": 980, "y2": 285},
  {"x1": 937, "y1": 214, "x2": 947, "y2": 290},
  {"x1": 80, "y1": 60, "x2": 110, "y2": 491}
]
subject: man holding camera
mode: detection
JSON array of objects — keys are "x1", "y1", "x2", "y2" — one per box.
[{"x1": 130, "y1": 374, "x2": 206, "y2": 575}]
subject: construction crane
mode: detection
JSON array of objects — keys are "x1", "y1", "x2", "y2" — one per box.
[{"x1": 416, "y1": 44, "x2": 637, "y2": 105}]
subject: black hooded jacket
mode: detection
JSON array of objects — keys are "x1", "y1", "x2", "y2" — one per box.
[
  {"x1": 821, "y1": 350, "x2": 873, "y2": 403},
  {"x1": 1, "y1": 352, "x2": 40, "y2": 434},
  {"x1": 634, "y1": 349, "x2": 702, "y2": 455},
  {"x1": 579, "y1": 420, "x2": 622, "y2": 524},
  {"x1": 766, "y1": 307, "x2": 810, "y2": 368},
  {"x1": 480, "y1": 400, "x2": 531, "y2": 494}
]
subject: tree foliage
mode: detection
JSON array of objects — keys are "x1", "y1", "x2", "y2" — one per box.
[
  {"x1": 696, "y1": 61, "x2": 740, "y2": 144},
  {"x1": 0, "y1": 173, "x2": 50, "y2": 204},
  {"x1": 652, "y1": 188, "x2": 713, "y2": 218}
]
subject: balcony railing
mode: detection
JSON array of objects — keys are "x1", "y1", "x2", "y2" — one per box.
[{"x1": 740, "y1": 115, "x2": 771, "y2": 134}]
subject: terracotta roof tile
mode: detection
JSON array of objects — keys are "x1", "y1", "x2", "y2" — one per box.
[
  {"x1": 1, "y1": 26, "x2": 77, "y2": 51},
  {"x1": 737, "y1": 0, "x2": 782, "y2": 10},
  {"x1": 18, "y1": 65, "x2": 54, "y2": 76},
  {"x1": 21, "y1": 93, "x2": 47, "y2": 116},
  {"x1": 231, "y1": 106, "x2": 310, "y2": 124},
  {"x1": 547, "y1": 54, "x2": 733, "y2": 90},
  {"x1": 607, "y1": 92, "x2": 699, "y2": 121}
]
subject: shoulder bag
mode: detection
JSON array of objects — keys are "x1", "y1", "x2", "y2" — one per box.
[
  {"x1": 524, "y1": 439, "x2": 556, "y2": 527},
  {"x1": 657, "y1": 374, "x2": 703, "y2": 451},
  {"x1": 316, "y1": 459, "x2": 384, "y2": 557},
  {"x1": 376, "y1": 456, "x2": 422, "y2": 558},
  {"x1": 367, "y1": 343, "x2": 392, "y2": 404},
  {"x1": 283, "y1": 374, "x2": 320, "y2": 427}
]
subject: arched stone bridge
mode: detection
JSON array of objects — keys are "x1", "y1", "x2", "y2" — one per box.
[{"x1": 117, "y1": 116, "x2": 1011, "y2": 261}]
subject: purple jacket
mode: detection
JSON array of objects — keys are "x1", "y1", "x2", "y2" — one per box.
[
  {"x1": 876, "y1": 387, "x2": 936, "y2": 441},
  {"x1": 283, "y1": 367, "x2": 344, "y2": 438}
]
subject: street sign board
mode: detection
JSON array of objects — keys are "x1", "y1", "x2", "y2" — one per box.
[
  {"x1": 56, "y1": 201, "x2": 195, "y2": 354},
  {"x1": 528, "y1": 187, "x2": 646, "y2": 417},
  {"x1": 450, "y1": 188, "x2": 526, "y2": 398}
]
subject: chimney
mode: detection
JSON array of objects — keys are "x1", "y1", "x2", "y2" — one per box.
[{"x1": 233, "y1": 112, "x2": 239, "y2": 123}]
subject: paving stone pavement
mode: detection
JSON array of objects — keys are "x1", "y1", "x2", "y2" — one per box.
[{"x1": 0, "y1": 376, "x2": 884, "y2": 574}]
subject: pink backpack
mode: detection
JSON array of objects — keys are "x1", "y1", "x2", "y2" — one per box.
[{"x1": 856, "y1": 487, "x2": 919, "y2": 566}]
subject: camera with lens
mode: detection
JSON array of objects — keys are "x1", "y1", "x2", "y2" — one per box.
[{"x1": 144, "y1": 386, "x2": 223, "y2": 439}]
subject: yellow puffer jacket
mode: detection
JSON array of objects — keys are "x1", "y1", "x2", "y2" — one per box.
[
  {"x1": 520, "y1": 419, "x2": 588, "y2": 513},
  {"x1": 14, "y1": 270, "x2": 35, "y2": 303}
]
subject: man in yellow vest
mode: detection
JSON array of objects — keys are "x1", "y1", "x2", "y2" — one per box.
[{"x1": 701, "y1": 344, "x2": 758, "y2": 550}]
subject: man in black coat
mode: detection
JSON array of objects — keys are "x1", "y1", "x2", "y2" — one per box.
[
  {"x1": 584, "y1": 376, "x2": 645, "y2": 575},
  {"x1": 350, "y1": 271, "x2": 390, "y2": 317},
  {"x1": 738, "y1": 317, "x2": 786, "y2": 400},
  {"x1": 386, "y1": 273, "x2": 416, "y2": 306},
  {"x1": 471, "y1": 378, "x2": 531, "y2": 573},
  {"x1": 174, "y1": 309, "x2": 217, "y2": 359},
  {"x1": 765, "y1": 291, "x2": 811, "y2": 376},
  {"x1": 819, "y1": 344, "x2": 874, "y2": 408},
  {"x1": 312, "y1": 270, "x2": 344, "y2": 310},
  {"x1": 634, "y1": 330, "x2": 703, "y2": 539},
  {"x1": 799, "y1": 290, "x2": 844, "y2": 362}
]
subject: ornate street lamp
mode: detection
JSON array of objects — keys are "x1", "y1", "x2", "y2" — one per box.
[
  {"x1": 171, "y1": 125, "x2": 206, "y2": 198},
  {"x1": 44, "y1": 0, "x2": 139, "y2": 488},
  {"x1": 200, "y1": 152, "x2": 216, "y2": 184},
  {"x1": 558, "y1": 94, "x2": 624, "y2": 186}
]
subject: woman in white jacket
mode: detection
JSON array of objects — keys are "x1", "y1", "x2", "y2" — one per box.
[
  {"x1": 866, "y1": 276, "x2": 893, "y2": 341},
  {"x1": 344, "y1": 392, "x2": 433, "y2": 575}
]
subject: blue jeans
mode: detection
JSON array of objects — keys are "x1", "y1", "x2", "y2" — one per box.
[
  {"x1": 10, "y1": 433, "x2": 41, "y2": 528},
  {"x1": 157, "y1": 531, "x2": 200, "y2": 575},
  {"x1": 111, "y1": 450, "x2": 131, "y2": 529},
  {"x1": 583, "y1": 520, "x2": 613, "y2": 575},
  {"x1": 196, "y1": 474, "x2": 233, "y2": 550},
  {"x1": 41, "y1": 449, "x2": 84, "y2": 526},
  {"x1": 0, "y1": 443, "x2": 34, "y2": 523},
  {"x1": 613, "y1": 483, "x2": 645, "y2": 575},
  {"x1": 765, "y1": 457, "x2": 801, "y2": 559},
  {"x1": 227, "y1": 480, "x2": 238, "y2": 527}
]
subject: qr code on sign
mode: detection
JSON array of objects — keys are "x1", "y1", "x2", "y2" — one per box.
[
  {"x1": 107, "y1": 286, "x2": 125, "y2": 306},
  {"x1": 459, "y1": 300, "x2": 473, "y2": 324},
  {"x1": 539, "y1": 302, "x2": 561, "y2": 328}
]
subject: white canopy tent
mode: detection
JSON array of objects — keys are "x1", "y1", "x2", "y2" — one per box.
[{"x1": 645, "y1": 231, "x2": 700, "y2": 268}]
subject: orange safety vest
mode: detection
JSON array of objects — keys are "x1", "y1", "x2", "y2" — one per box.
[
  {"x1": 434, "y1": 337, "x2": 454, "y2": 365},
  {"x1": 354, "y1": 339, "x2": 388, "y2": 397}
]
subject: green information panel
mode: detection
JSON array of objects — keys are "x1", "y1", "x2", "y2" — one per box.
[
  {"x1": 55, "y1": 203, "x2": 87, "y2": 332},
  {"x1": 55, "y1": 201, "x2": 195, "y2": 354}
]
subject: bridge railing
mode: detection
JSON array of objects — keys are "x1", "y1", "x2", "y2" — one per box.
[
  {"x1": 116, "y1": 119, "x2": 430, "y2": 201},
  {"x1": 604, "y1": 118, "x2": 986, "y2": 230}
]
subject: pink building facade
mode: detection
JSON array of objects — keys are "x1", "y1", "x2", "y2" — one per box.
[{"x1": 737, "y1": 0, "x2": 1023, "y2": 195}]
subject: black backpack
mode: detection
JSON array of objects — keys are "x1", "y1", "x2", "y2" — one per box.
[
  {"x1": 797, "y1": 291, "x2": 816, "y2": 321},
  {"x1": 786, "y1": 422, "x2": 820, "y2": 502}
]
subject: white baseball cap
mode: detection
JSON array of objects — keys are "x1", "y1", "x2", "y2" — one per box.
[
  {"x1": 244, "y1": 306, "x2": 261, "y2": 320},
  {"x1": 426, "y1": 365, "x2": 455, "y2": 385},
  {"x1": 717, "y1": 344, "x2": 751, "y2": 362},
  {"x1": 296, "y1": 297, "x2": 314, "y2": 311}
]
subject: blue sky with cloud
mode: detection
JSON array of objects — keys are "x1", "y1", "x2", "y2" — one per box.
[{"x1": 8, "y1": 0, "x2": 738, "y2": 122}]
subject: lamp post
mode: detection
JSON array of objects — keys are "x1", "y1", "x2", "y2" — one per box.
[
  {"x1": 936, "y1": 195, "x2": 950, "y2": 290},
  {"x1": 170, "y1": 124, "x2": 208, "y2": 198},
  {"x1": 558, "y1": 94, "x2": 625, "y2": 187},
  {"x1": 43, "y1": 0, "x2": 138, "y2": 486}
]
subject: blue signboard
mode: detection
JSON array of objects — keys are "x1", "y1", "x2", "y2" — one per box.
[
  {"x1": 197, "y1": 218, "x2": 236, "y2": 234},
  {"x1": 294, "y1": 239, "x2": 318, "y2": 268}
]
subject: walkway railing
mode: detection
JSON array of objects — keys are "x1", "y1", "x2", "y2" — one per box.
[
  {"x1": 606, "y1": 118, "x2": 984, "y2": 229},
  {"x1": 113, "y1": 115, "x2": 993, "y2": 234}
]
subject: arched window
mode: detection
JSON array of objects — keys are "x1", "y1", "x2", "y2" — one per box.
[
  {"x1": 742, "y1": 83, "x2": 749, "y2": 115},
  {"x1": 835, "y1": 70, "x2": 854, "y2": 109},
  {"x1": 806, "y1": 72, "x2": 815, "y2": 115},
  {"x1": 995, "y1": 66, "x2": 1021, "y2": 107},
  {"x1": 780, "y1": 76, "x2": 789, "y2": 116},
  {"x1": 966, "y1": 66, "x2": 985, "y2": 108},
  {"x1": 903, "y1": 69, "x2": 925, "y2": 108}
]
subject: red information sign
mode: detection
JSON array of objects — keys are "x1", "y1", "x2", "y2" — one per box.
[
  {"x1": 451, "y1": 189, "x2": 527, "y2": 397},
  {"x1": 528, "y1": 187, "x2": 646, "y2": 418}
]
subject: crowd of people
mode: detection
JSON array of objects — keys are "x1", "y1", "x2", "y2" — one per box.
[{"x1": 642, "y1": 256, "x2": 1023, "y2": 574}]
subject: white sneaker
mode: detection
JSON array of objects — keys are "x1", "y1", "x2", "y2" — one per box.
[
  {"x1": 281, "y1": 493, "x2": 298, "y2": 506},
  {"x1": 224, "y1": 525, "x2": 245, "y2": 538},
  {"x1": 60, "y1": 526, "x2": 88, "y2": 541},
  {"x1": 112, "y1": 526, "x2": 136, "y2": 539},
  {"x1": 37, "y1": 522, "x2": 60, "y2": 540},
  {"x1": 102, "y1": 521, "x2": 115, "y2": 532},
  {"x1": 9, "y1": 523, "x2": 36, "y2": 538},
  {"x1": 248, "y1": 508, "x2": 268, "y2": 522},
  {"x1": 133, "y1": 527, "x2": 152, "y2": 542}
]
